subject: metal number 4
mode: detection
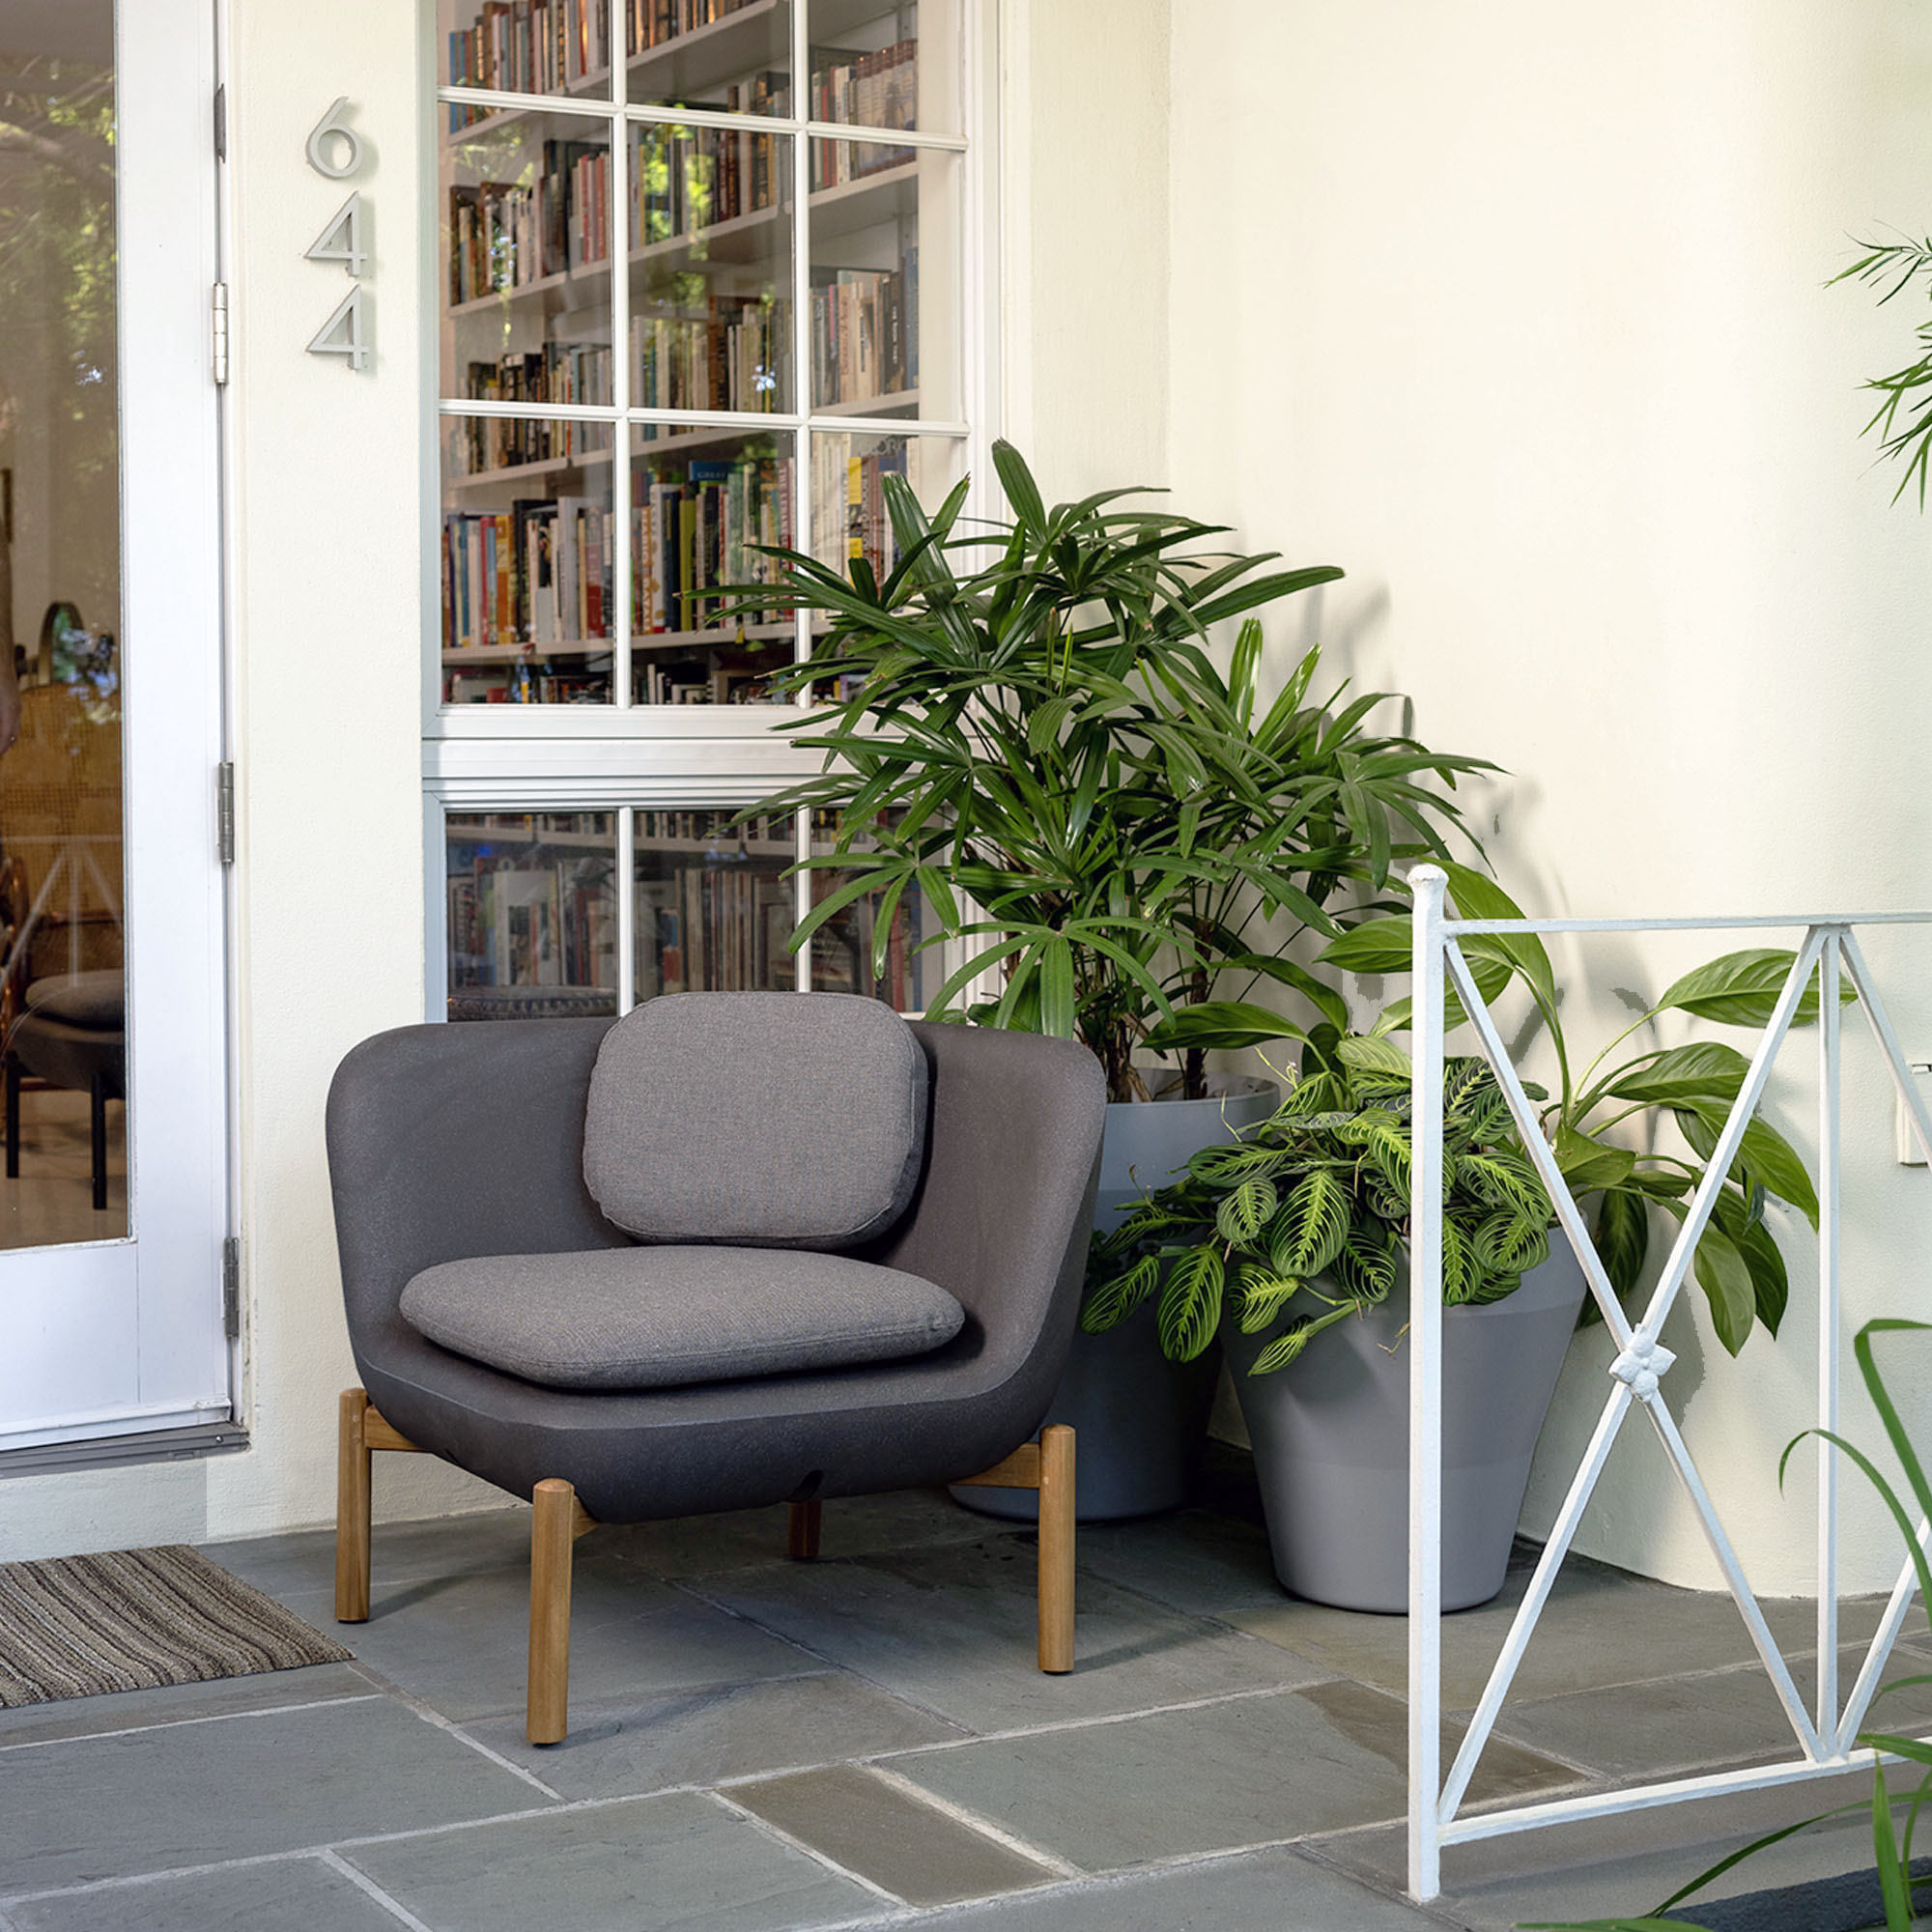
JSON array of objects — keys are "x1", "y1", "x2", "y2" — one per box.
[
  {"x1": 306, "y1": 287, "x2": 370, "y2": 372},
  {"x1": 304, "y1": 193, "x2": 366, "y2": 277}
]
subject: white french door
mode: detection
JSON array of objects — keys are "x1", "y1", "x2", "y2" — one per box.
[{"x1": 0, "y1": 0, "x2": 229, "y2": 1449}]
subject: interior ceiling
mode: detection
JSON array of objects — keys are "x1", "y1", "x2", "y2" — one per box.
[{"x1": 0, "y1": 1, "x2": 114, "y2": 68}]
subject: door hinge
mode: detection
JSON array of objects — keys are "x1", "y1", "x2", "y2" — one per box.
[
  {"x1": 221, "y1": 1236, "x2": 242, "y2": 1340},
  {"x1": 216, "y1": 761, "x2": 235, "y2": 864},
  {"x1": 213, "y1": 83, "x2": 226, "y2": 162},
  {"x1": 212, "y1": 282, "x2": 230, "y2": 386}
]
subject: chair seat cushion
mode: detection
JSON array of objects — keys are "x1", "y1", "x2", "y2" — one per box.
[
  {"x1": 398, "y1": 1245, "x2": 965, "y2": 1392},
  {"x1": 24, "y1": 970, "x2": 124, "y2": 1030},
  {"x1": 582, "y1": 992, "x2": 928, "y2": 1250}
]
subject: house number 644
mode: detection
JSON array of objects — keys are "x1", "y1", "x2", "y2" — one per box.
[{"x1": 304, "y1": 98, "x2": 371, "y2": 373}]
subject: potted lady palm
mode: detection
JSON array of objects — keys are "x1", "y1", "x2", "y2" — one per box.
[
  {"x1": 1087, "y1": 862, "x2": 1833, "y2": 1605},
  {"x1": 740, "y1": 441, "x2": 1488, "y2": 1518}
]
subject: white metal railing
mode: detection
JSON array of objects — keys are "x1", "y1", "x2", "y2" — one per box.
[{"x1": 1406, "y1": 867, "x2": 1932, "y2": 1901}]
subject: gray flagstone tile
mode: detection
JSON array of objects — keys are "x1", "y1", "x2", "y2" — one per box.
[
  {"x1": 689, "y1": 1535, "x2": 1332, "y2": 1733},
  {"x1": 199, "y1": 1510, "x2": 535, "y2": 1600},
  {"x1": 463, "y1": 1668, "x2": 967, "y2": 1800},
  {"x1": 729, "y1": 1762, "x2": 1062, "y2": 1905},
  {"x1": 889, "y1": 1681, "x2": 1579, "y2": 1872},
  {"x1": 5, "y1": 1857, "x2": 407, "y2": 1932},
  {"x1": 343, "y1": 1788, "x2": 888, "y2": 1931},
  {"x1": 0, "y1": 1662, "x2": 375, "y2": 1750},
  {"x1": 0, "y1": 1697, "x2": 546, "y2": 1895},
  {"x1": 1076, "y1": 1509, "x2": 1287, "y2": 1620}
]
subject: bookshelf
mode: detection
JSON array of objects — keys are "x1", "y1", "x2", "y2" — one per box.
[{"x1": 430, "y1": 0, "x2": 975, "y2": 1020}]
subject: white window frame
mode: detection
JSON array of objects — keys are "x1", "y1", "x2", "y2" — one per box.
[{"x1": 417, "y1": 0, "x2": 1001, "y2": 1017}]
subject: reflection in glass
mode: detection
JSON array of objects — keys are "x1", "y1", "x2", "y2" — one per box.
[
  {"x1": 446, "y1": 813, "x2": 618, "y2": 1018},
  {"x1": 0, "y1": 8, "x2": 128, "y2": 1244},
  {"x1": 630, "y1": 123, "x2": 793, "y2": 416},
  {"x1": 635, "y1": 810, "x2": 796, "y2": 997},
  {"x1": 808, "y1": 431, "x2": 961, "y2": 577},
  {"x1": 440, "y1": 417, "x2": 615, "y2": 703}
]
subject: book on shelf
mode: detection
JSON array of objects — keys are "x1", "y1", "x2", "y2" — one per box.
[
  {"x1": 633, "y1": 449, "x2": 791, "y2": 637},
  {"x1": 629, "y1": 0, "x2": 767, "y2": 58},
  {"x1": 450, "y1": 851, "x2": 614, "y2": 988},
  {"x1": 447, "y1": 135, "x2": 610, "y2": 304},
  {"x1": 808, "y1": 39, "x2": 918, "y2": 154},
  {"x1": 446, "y1": 0, "x2": 612, "y2": 126},
  {"x1": 443, "y1": 497, "x2": 613, "y2": 650},
  {"x1": 808, "y1": 438, "x2": 905, "y2": 581},
  {"x1": 810, "y1": 246, "x2": 917, "y2": 408},
  {"x1": 633, "y1": 296, "x2": 783, "y2": 417}
]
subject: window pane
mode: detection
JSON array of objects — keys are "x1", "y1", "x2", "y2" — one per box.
[
  {"x1": 627, "y1": 0, "x2": 791, "y2": 113},
  {"x1": 440, "y1": 0, "x2": 615, "y2": 104},
  {"x1": 633, "y1": 428, "x2": 794, "y2": 703},
  {"x1": 809, "y1": 141, "x2": 956, "y2": 418},
  {"x1": 446, "y1": 812, "x2": 619, "y2": 1019},
  {"x1": 441, "y1": 114, "x2": 616, "y2": 401},
  {"x1": 809, "y1": 0, "x2": 957, "y2": 137},
  {"x1": 629, "y1": 123, "x2": 794, "y2": 414},
  {"x1": 809, "y1": 813, "x2": 930, "y2": 1010},
  {"x1": 808, "y1": 430, "x2": 961, "y2": 575},
  {"x1": 441, "y1": 416, "x2": 615, "y2": 704},
  {"x1": 635, "y1": 810, "x2": 797, "y2": 997}
]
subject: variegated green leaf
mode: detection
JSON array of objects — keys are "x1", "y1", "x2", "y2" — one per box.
[
  {"x1": 1330, "y1": 1223, "x2": 1400, "y2": 1302},
  {"x1": 1157, "y1": 1245, "x2": 1225, "y2": 1361},
  {"x1": 1248, "y1": 1303, "x2": 1354, "y2": 1375},
  {"x1": 1215, "y1": 1177, "x2": 1279, "y2": 1247},
  {"x1": 1472, "y1": 1212, "x2": 1550, "y2": 1278},
  {"x1": 1081, "y1": 1252, "x2": 1160, "y2": 1332},
  {"x1": 1269, "y1": 1170, "x2": 1350, "y2": 1279},
  {"x1": 1236, "y1": 1265, "x2": 1303, "y2": 1334},
  {"x1": 1458, "y1": 1153, "x2": 1548, "y2": 1222}
]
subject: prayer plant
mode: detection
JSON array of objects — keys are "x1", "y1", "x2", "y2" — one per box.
[
  {"x1": 1088, "y1": 862, "x2": 1836, "y2": 1368},
  {"x1": 736, "y1": 441, "x2": 1491, "y2": 1104}
]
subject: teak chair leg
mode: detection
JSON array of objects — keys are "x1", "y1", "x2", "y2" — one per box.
[
  {"x1": 787, "y1": 1499, "x2": 822, "y2": 1560},
  {"x1": 335, "y1": 1388, "x2": 372, "y2": 1623},
  {"x1": 526, "y1": 1478, "x2": 600, "y2": 1746},
  {"x1": 952, "y1": 1424, "x2": 1076, "y2": 1675}
]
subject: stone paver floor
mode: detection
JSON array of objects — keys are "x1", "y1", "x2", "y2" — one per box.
[{"x1": 0, "y1": 1447, "x2": 1921, "y2": 1931}]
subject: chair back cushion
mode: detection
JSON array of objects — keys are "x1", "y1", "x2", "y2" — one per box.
[
  {"x1": 399, "y1": 1245, "x2": 963, "y2": 1391},
  {"x1": 583, "y1": 991, "x2": 927, "y2": 1248}
]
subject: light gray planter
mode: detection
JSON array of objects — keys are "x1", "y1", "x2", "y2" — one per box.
[
  {"x1": 953, "y1": 1073, "x2": 1278, "y2": 1524},
  {"x1": 1224, "y1": 1247, "x2": 1588, "y2": 1611}
]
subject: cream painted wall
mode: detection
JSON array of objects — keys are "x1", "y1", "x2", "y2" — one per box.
[{"x1": 1160, "y1": 2, "x2": 1932, "y2": 1591}]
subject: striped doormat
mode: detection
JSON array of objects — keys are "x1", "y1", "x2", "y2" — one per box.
[{"x1": 0, "y1": 1545, "x2": 353, "y2": 1708}]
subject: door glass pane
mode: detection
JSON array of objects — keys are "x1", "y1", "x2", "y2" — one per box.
[
  {"x1": 446, "y1": 812, "x2": 618, "y2": 1017},
  {"x1": 441, "y1": 416, "x2": 615, "y2": 703},
  {"x1": 810, "y1": 0, "x2": 956, "y2": 138},
  {"x1": 627, "y1": 1, "x2": 791, "y2": 115},
  {"x1": 633, "y1": 428, "x2": 794, "y2": 703},
  {"x1": 440, "y1": 0, "x2": 616, "y2": 107},
  {"x1": 808, "y1": 430, "x2": 962, "y2": 574},
  {"x1": 810, "y1": 140, "x2": 956, "y2": 418},
  {"x1": 630, "y1": 123, "x2": 794, "y2": 414},
  {"x1": 0, "y1": 10, "x2": 128, "y2": 1244},
  {"x1": 635, "y1": 809, "x2": 796, "y2": 995}
]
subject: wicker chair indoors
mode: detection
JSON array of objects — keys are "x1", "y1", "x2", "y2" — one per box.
[{"x1": 326, "y1": 992, "x2": 1106, "y2": 1743}]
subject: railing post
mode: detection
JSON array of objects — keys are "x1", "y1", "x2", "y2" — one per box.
[
  {"x1": 1818, "y1": 929, "x2": 1842, "y2": 1747},
  {"x1": 1408, "y1": 864, "x2": 1449, "y2": 1902}
]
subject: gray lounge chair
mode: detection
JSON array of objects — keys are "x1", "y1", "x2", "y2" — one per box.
[{"x1": 325, "y1": 993, "x2": 1105, "y2": 1742}]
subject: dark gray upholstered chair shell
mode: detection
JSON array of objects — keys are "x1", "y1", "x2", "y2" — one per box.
[{"x1": 327, "y1": 1010, "x2": 1106, "y2": 1742}]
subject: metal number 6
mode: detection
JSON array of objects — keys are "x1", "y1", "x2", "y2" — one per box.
[{"x1": 305, "y1": 98, "x2": 363, "y2": 180}]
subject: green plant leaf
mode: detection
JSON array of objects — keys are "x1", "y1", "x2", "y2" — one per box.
[
  {"x1": 1604, "y1": 1042, "x2": 1751, "y2": 1109},
  {"x1": 1248, "y1": 1303, "x2": 1353, "y2": 1375},
  {"x1": 1144, "y1": 1002, "x2": 1312, "y2": 1054},
  {"x1": 1038, "y1": 936, "x2": 1076, "y2": 1040},
  {"x1": 1219, "y1": 952, "x2": 1351, "y2": 1032},
  {"x1": 1692, "y1": 1219, "x2": 1756, "y2": 1355},
  {"x1": 1081, "y1": 1252, "x2": 1161, "y2": 1332},
  {"x1": 1713, "y1": 1187, "x2": 1790, "y2": 1337},
  {"x1": 1330, "y1": 1223, "x2": 1400, "y2": 1302},
  {"x1": 991, "y1": 438, "x2": 1047, "y2": 532},
  {"x1": 1214, "y1": 1176, "x2": 1280, "y2": 1247},
  {"x1": 1157, "y1": 1245, "x2": 1225, "y2": 1361},
  {"x1": 1458, "y1": 1152, "x2": 1549, "y2": 1223},
  {"x1": 1269, "y1": 1170, "x2": 1350, "y2": 1280},
  {"x1": 1235, "y1": 1265, "x2": 1303, "y2": 1334},
  {"x1": 1337, "y1": 1035, "x2": 1412, "y2": 1082},
  {"x1": 1675, "y1": 1107, "x2": 1820, "y2": 1229},
  {"x1": 1655, "y1": 947, "x2": 1854, "y2": 1029},
  {"x1": 1318, "y1": 917, "x2": 1412, "y2": 975},
  {"x1": 1554, "y1": 1125, "x2": 1635, "y2": 1192},
  {"x1": 1440, "y1": 861, "x2": 1557, "y2": 1014},
  {"x1": 1593, "y1": 1186, "x2": 1650, "y2": 1296},
  {"x1": 1473, "y1": 1212, "x2": 1550, "y2": 1279}
]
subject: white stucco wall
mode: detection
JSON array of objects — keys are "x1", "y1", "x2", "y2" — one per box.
[{"x1": 1161, "y1": 2, "x2": 1932, "y2": 1591}]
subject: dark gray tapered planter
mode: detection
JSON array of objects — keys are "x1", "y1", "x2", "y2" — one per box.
[
  {"x1": 1224, "y1": 1248, "x2": 1587, "y2": 1611},
  {"x1": 952, "y1": 1073, "x2": 1278, "y2": 1523}
]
